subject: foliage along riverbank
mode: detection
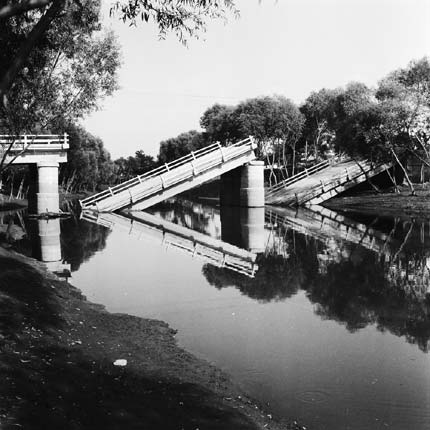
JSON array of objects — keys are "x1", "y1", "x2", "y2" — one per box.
[{"x1": 0, "y1": 246, "x2": 302, "y2": 430}]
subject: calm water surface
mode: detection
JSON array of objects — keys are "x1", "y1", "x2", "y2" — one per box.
[{"x1": 20, "y1": 200, "x2": 430, "y2": 429}]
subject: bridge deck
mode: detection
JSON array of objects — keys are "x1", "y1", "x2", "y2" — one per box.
[
  {"x1": 266, "y1": 158, "x2": 392, "y2": 206},
  {"x1": 80, "y1": 137, "x2": 257, "y2": 212},
  {"x1": 0, "y1": 134, "x2": 69, "y2": 164}
]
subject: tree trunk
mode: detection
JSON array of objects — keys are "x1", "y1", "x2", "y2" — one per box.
[
  {"x1": 0, "y1": 0, "x2": 65, "y2": 107},
  {"x1": 390, "y1": 148, "x2": 415, "y2": 195}
]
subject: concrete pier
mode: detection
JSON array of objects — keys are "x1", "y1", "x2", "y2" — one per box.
[
  {"x1": 37, "y1": 161, "x2": 60, "y2": 213},
  {"x1": 220, "y1": 161, "x2": 265, "y2": 208},
  {"x1": 0, "y1": 134, "x2": 68, "y2": 214}
]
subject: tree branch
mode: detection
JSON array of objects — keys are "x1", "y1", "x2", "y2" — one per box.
[{"x1": 0, "y1": 0, "x2": 66, "y2": 107}]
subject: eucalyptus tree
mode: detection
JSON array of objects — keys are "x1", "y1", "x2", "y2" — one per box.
[
  {"x1": 235, "y1": 95, "x2": 305, "y2": 182},
  {"x1": 158, "y1": 130, "x2": 207, "y2": 164},
  {"x1": 300, "y1": 88, "x2": 340, "y2": 162},
  {"x1": 331, "y1": 59, "x2": 430, "y2": 194},
  {"x1": 200, "y1": 104, "x2": 241, "y2": 144},
  {"x1": 0, "y1": 0, "x2": 238, "y2": 106}
]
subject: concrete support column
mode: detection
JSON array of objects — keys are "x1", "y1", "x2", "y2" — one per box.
[
  {"x1": 239, "y1": 161, "x2": 265, "y2": 207},
  {"x1": 37, "y1": 161, "x2": 59, "y2": 214},
  {"x1": 220, "y1": 161, "x2": 265, "y2": 207}
]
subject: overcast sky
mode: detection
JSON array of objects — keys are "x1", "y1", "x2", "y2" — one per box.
[{"x1": 82, "y1": 0, "x2": 430, "y2": 159}]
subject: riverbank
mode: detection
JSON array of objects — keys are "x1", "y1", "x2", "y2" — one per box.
[
  {"x1": 324, "y1": 185, "x2": 430, "y2": 217},
  {"x1": 0, "y1": 247, "x2": 299, "y2": 430}
]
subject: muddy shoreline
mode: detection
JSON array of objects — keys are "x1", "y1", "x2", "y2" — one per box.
[{"x1": 0, "y1": 247, "x2": 299, "y2": 430}]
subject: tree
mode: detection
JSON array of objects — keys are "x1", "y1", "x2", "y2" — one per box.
[
  {"x1": 0, "y1": 0, "x2": 120, "y2": 177},
  {"x1": 110, "y1": 0, "x2": 238, "y2": 43},
  {"x1": 300, "y1": 88, "x2": 340, "y2": 162},
  {"x1": 114, "y1": 150, "x2": 158, "y2": 182},
  {"x1": 234, "y1": 95, "x2": 304, "y2": 182},
  {"x1": 1, "y1": 27, "x2": 120, "y2": 134},
  {"x1": 158, "y1": 130, "x2": 208, "y2": 164},
  {"x1": 200, "y1": 104, "x2": 241, "y2": 144},
  {"x1": 60, "y1": 123, "x2": 115, "y2": 192},
  {"x1": 0, "y1": 0, "x2": 238, "y2": 106}
]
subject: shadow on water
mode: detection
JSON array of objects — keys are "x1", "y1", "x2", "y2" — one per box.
[{"x1": 0, "y1": 246, "x2": 260, "y2": 429}]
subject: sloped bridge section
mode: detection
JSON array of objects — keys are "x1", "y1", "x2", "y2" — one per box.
[
  {"x1": 82, "y1": 210, "x2": 258, "y2": 277},
  {"x1": 265, "y1": 158, "x2": 392, "y2": 207},
  {"x1": 80, "y1": 137, "x2": 257, "y2": 212}
]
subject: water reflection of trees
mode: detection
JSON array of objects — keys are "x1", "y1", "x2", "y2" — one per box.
[
  {"x1": 60, "y1": 217, "x2": 110, "y2": 272},
  {"x1": 307, "y1": 249, "x2": 430, "y2": 352},
  {"x1": 203, "y1": 232, "x2": 320, "y2": 302},
  {"x1": 148, "y1": 199, "x2": 219, "y2": 237},
  {"x1": 202, "y1": 217, "x2": 430, "y2": 351}
]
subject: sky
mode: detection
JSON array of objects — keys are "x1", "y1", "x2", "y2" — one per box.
[{"x1": 82, "y1": 0, "x2": 430, "y2": 159}]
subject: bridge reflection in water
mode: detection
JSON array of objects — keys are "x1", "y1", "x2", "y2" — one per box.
[
  {"x1": 264, "y1": 205, "x2": 400, "y2": 258},
  {"x1": 82, "y1": 209, "x2": 260, "y2": 278},
  {"x1": 264, "y1": 205, "x2": 430, "y2": 301},
  {"x1": 0, "y1": 209, "x2": 71, "y2": 278}
]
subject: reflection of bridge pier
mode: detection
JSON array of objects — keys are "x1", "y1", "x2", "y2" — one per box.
[
  {"x1": 30, "y1": 218, "x2": 71, "y2": 277},
  {"x1": 221, "y1": 206, "x2": 265, "y2": 253}
]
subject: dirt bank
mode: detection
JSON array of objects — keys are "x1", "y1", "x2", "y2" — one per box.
[
  {"x1": 0, "y1": 248, "x2": 300, "y2": 430},
  {"x1": 325, "y1": 185, "x2": 430, "y2": 217}
]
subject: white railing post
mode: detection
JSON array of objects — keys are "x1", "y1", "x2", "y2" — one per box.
[{"x1": 217, "y1": 143, "x2": 225, "y2": 162}]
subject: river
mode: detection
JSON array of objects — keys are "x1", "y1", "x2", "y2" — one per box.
[{"x1": 9, "y1": 198, "x2": 430, "y2": 430}]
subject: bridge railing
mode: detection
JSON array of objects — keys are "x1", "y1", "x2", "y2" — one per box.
[
  {"x1": 80, "y1": 136, "x2": 256, "y2": 209},
  {"x1": 298, "y1": 159, "x2": 393, "y2": 205},
  {"x1": 0, "y1": 134, "x2": 69, "y2": 151},
  {"x1": 265, "y1": 156, "x2": 345, "y2": 198}
]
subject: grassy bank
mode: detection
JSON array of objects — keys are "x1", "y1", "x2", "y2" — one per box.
[{"x1": 0, "y1": 248, "x2": 300, "y2": 430}]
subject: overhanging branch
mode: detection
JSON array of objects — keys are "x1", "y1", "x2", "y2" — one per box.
[{"x1": 0, "y1": 0, "x2": 52, "y2": 20}]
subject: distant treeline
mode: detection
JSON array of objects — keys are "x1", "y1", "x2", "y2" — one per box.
[
  {"x1": 3, "y1": 57, "x2": 430, "y2": 195},
  {"x1": 109, "y1": 56, "x2": 430, "y2": 193}
]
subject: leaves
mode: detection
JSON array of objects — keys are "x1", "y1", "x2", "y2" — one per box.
[{"x1": 110, "y1": 0, "x2": 238, "y2": 44}]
